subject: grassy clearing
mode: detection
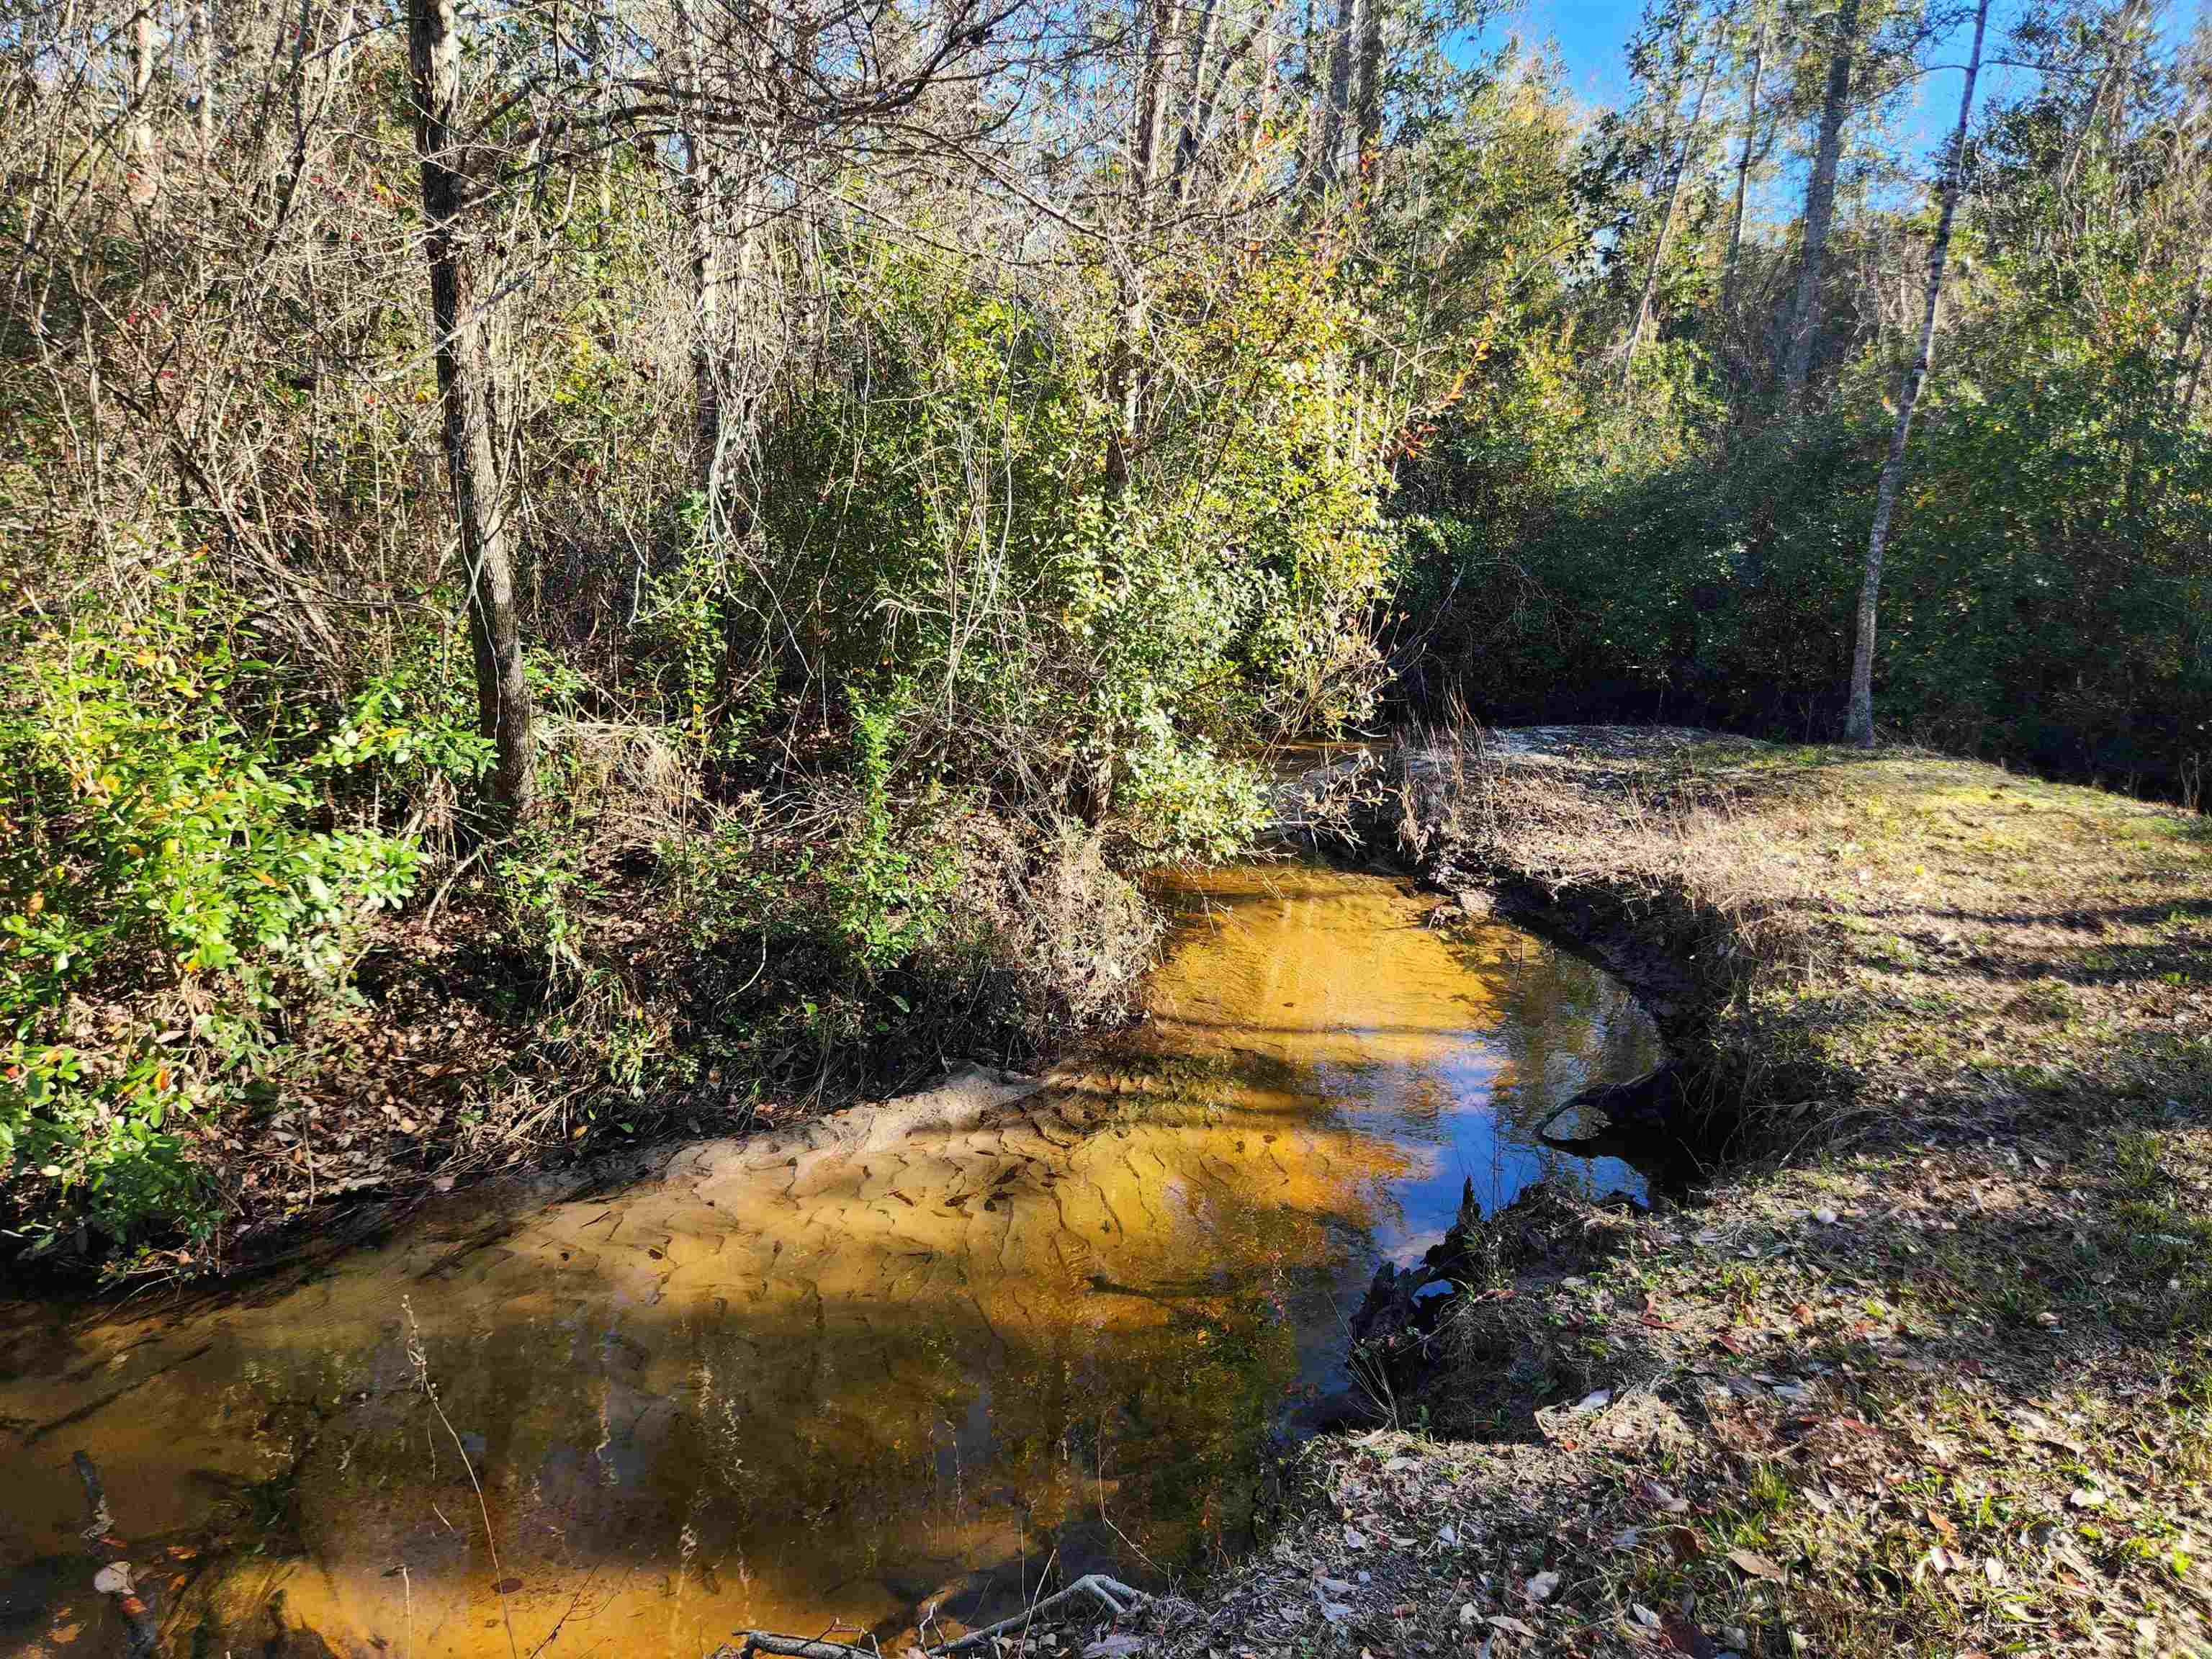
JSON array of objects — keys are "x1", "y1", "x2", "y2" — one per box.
[{"x1": 1154, "y1": 729, "x2": 2212, "y2": 1658}]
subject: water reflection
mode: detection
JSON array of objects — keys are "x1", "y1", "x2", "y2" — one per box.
[{"x1": 0, "y1": 862, "x2": 1657, "y2": 1659}]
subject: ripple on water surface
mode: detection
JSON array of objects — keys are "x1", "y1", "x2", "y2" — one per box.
[{"x1": 0, "y1": 861, "x2": 1658, "y2": 1658}]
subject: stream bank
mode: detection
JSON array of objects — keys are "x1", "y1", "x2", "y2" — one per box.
[
  {"x1": 21, "y1": 723, "x2": 2211, "y2": 1659},
  {"x1": 1, "y1": 837, "x2": 1665, "y2": 1658},
  {"x1": 1123, "y1": 726, "x2": 2212, "y2": 1659}
]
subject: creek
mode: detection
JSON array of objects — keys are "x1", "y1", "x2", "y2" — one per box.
[{"x1": 0, "y1": 858, "x2": 1658, "y2": 1658}]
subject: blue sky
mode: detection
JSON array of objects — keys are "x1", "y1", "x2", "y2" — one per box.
[{"x1": 1474, "y1": 0, "x2": 2209, "y2": 192}]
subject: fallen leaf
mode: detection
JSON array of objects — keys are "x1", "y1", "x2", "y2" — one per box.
[
  {"x1": 1640, "y1": 1480, "x2": 1690, "y2": 1515},
  {"x1": 1660, "y1": 1610, "x2": 1719, "y2": 1658},
  {"x1": 1525, "y1": 1571, "x2": 1560, "y2": 1603},
  {"x1": 1726, "y1": 1548, "x2": 1784, "y2": 1581}
]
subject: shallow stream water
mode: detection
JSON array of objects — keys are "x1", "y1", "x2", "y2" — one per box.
[{"x1": 0, "y1": 860, "x2": 1658, "y2": 1658}]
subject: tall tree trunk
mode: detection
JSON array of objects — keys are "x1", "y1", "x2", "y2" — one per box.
[
  {"x1": 682, "y1": 152, "x2": 724, "y2": 495},
  {"x1": 2170, "y1": 246, "x2": 2206, "y2": 421},
  {"x1": 1353, "y1": 0, "x2": 1383, "y2": 188},
  {"x1": 127, "y1": 2, "x2": 158, "y2": 204},
  {"x1": 1167, "y1": 0, "x2": 1222, "y2": 202},
  {"x1": 1313, "y1": 0, "x2": 1357, "y2": 196},
  {"x1": 1780, "y1": 0, "x2": 1858, "y2": 412},
  {"x1": 194, "y1": 0, "x2": 212, "y2": 153},
  {"x1": 1722, "y1": 14, "x2": 1764, "y2": 313},
  {"x1": 2059, "y1": 0, "x2": 2148, "y2": 200},
  {"x1": 1621, "y1": 42, "x2": 1717, "y2": 399},
  {"x1": 673, "y1": 0, "x2": 724, "y2": 498},
  {"x1": 1845, "y1": 0, "x2": 1988, "y2": 747},
  {"x1": 1107, "y1": 0, "x2": 1172, "y2": 491},
  {"x1": 406, "y1": 0, "x2": 534, "y2": 820}
]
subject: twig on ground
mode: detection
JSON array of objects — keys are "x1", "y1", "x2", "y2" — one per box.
[{"x1": 926, "y1": 1575, "x2": 1147, "y2": 1655}]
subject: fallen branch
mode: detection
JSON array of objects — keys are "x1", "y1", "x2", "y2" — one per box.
[
  {"x1": 723, "y1": 1635, "x2": 874, "y2": 1659},
  {"x1": 927, "y1": 1575, "x2": 1147, "y2": 1655},
  {"x1": 718, "y1": 1573, "x2": 1148, "y2": 1659},
  {"x1": 73, "y1": 1451, "x2": 163, "y2": 1658}
]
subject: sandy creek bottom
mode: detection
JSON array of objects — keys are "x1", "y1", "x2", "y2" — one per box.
[{"x1": 0, "y1": 862, "x2": 1659, "y2": 1659}]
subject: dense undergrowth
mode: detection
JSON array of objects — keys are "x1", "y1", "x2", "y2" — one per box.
[{"x1": 5, "y1": 0, "x2": 2210, "y2": 1277}]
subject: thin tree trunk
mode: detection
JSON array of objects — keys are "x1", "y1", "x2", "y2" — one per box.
[
  {"x1": 194, "y1": 0, "x2": 212, "y2": 153},
  {"x1": 1845, "y1": 0, "x2": 1988, "y2": 747},
  {"x1": 1621, "y1": 42, "x2": 1717, "y2": 399},
  {"x1": 674, "y1": 0, "x2": 724, "y2": 497},
  {"x1": 128, "y1": 2, "x2": 158, "y2": 203},
  {"x1": 2059, "y1": 0, "x2": 2147, "y2": 200},
  {"x1": 2171, "y1": 246, "x2": 2206, "y2": 421},
  {"x1": 1353, "y1": 0, "x2": 1383, "y2": 188},
  {"x1": 1313, "y1": 0, "x2": 1357, "y2": 196},
  {"x1": 683, "y1": 138, "x2": 724, "y2": 494},
  {"x1": 1722, "y1": 15, "x2": 1764, "y2": 312},
  {"x1": 1107, "y1": 0, "x2": 1172, "y2": 491},
  {"x1": 1182, "y1": 0, "x2": 1277, "y2": 207},
  {"x1": 1781, "y1": 0, "x2": 1858, "y2": 412},
  {"x1": 406, "y1": 0, "x2": 534, "y2": 819},
  {"x1": 1167, "y1": 0, "x2": 1222, "y2": 203}
]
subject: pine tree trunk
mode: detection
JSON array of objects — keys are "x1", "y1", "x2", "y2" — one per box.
[
  {"x1": 1846, "y1": 0, "x2": 1988, "y2": 747},
  {"x1": 1621, "y1": 43, "x2": 1717, "y2": 398},
  {"x1": 1722, "y1": 18, "x2": 1763, "y2": 313},
  {"x1": 407, "y1": 0, "x2": 534, "y2": 820},
  {"x1": 1353, "y1": 0, "x2": 1383, "y2": 187},
  {"x1": 1313, "y1": 0, "x2": 1357, "y2": 195},
  {"x1": 1781, "y1": 0, "x2": 1858, "y2": 411}
]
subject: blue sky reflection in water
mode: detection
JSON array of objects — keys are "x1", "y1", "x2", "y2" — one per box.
[{"x1": 1143, "y1": 862, "x2": 1662, "y2": 1274}]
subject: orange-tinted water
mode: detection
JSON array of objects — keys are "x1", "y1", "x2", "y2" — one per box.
[{"x1": 0, "y1": 862, "x2": 1656, "y2": 1658}]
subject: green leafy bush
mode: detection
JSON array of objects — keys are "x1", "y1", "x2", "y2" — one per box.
[
  {"x1": 744, "y1": 238, "x2": 1393, "y2": 842},
  {"x1": 0, "y1": 612, "x2": 419, "y2": 1250}
]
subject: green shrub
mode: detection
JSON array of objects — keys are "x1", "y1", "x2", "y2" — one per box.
[{"x1": 0, "y1": 610, "x2": 418, "y2": 1250}]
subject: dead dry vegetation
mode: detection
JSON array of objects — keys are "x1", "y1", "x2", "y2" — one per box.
[{"x1": 1146, "y1": 729, "x2": 2212, "y2": 1659}]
